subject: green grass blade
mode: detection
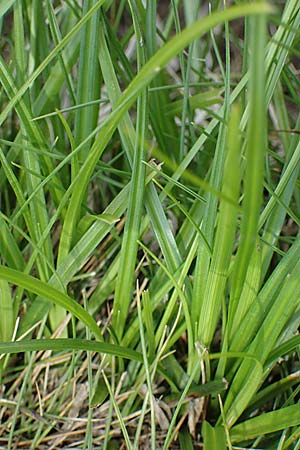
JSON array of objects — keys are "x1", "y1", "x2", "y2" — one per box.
[
  {"x1": 102, "y1": 370, "x2": 134, "y2": 450},
  {"x1": 146, "y1": 0, "x2": 178, "y2": 157},
  {"x1": 191, "y1": 11, "x2": 232, "y2": 342},
  {"x1": 74, "y1": 0, "x2": 101, "y2": 161},
  {"x1": 57, "y1": 3, "x2": 273, "y2": 265},
  {"x1": 98, "y1": 13, "x2": 184, "y2": 338},
  {"x1": 229, "y1": 11, "x2": 267, "y2": 320},
  {"x1": 246, "y1": 373, "x2": 300, "y2": 414},
  {"x1": 154, "y1": 237, "x2": 198, "y2": 351},
  {"x1": 32, "y1": 31, "x2": 80, "y2": 117},
  {"x1": 137, "y1": 289, "x2": 156, "y2": 450},
  {"x1": 13, "y1": 0, "x2": 27, "y2": 90},
  {"x1": 162, "y1": 363, "x2": 200, "y2": 450},
  {"x1": 224, "y1": 256, "x2": 300, "y2": 427},
  {"x1": 0, "y1": 266, "x2": 102, "y2": 341},
  {"x1": 0, "y1": 0, "x2": 106, "y2": 128},
  {"x1": 266, "y1": 335, "x2": 300, "y2": 367},
  {"x1": 178, "y1": 429, "x2": 194, "y2": 450},
  {"x1": 229, "y1": 241, "x2": 261, "y2": 340},
  {"x1": 0, "y1": 0, "x2": 14, "y2": 18},
  {"x1": 230, "y1": 404, "x2": 300, "y2": 443},
  {"x1": 202, "y1": 421, "x2": 226, "y2": 450},
  {"x1": 0, "y1": 338, "x2": 142, "y2": 362},
  {"x1": 197, "y1": 104, "x2": 241, "y2": 347},
  {"x1": 166, "y1": 89, "x2": 222, "y2": 118},
  {"x1": 0, "y1": 214, "x2": 24, "y2": 271},
  {"x1": 1, "y1": 2, "x2": 298, "y2": 447},
  {"x1": 229, "y1": 234, "x2": 300, "y2": 353},
  {"x1": 45, "y1": 0, "x2": 76, "y2": 104},
  {"x1": 138, "y1": 240, "x2": 193, "y2": 363},
  {"x1": 18, "y1": 167, "x2": 158, "y2": 336},
  {"x1": 142, "y1": 291, "x2": 155, "y2": 362},
  {"x1": 111, "y1": 2, "x2": 148, "y2": 338},
  {"x1": 0, "y1": 55, "x2": 65, "y2": 208},
  {"x1": 145, "y1": 183, "x2": 182, "y2": 272},
  {"x1": 0, "y1": 281, "x2": 14, "y2": 342}
]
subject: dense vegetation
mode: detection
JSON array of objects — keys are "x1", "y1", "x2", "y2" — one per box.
[{"x1": 0, "y1": 1, "x2": 300, "y2": 448}]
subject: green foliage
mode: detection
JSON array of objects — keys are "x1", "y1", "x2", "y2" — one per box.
[{"x1": 0, "y1": 1, "x2": 299, "y2": 449}]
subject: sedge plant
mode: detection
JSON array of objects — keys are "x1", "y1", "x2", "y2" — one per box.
[{"x1": 0, "y1": 1, "x2": 300, "y2": 449}]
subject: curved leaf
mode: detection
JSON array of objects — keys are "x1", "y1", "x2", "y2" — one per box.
[
  {"x1": 0, "y1": 338, "x2": 142, "y2": 362},
  {"x1": 0, "y1": 266, "x2": 102, "y2": 341}
]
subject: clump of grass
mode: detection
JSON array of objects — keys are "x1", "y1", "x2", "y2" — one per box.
[{"x1": 1, "y1": 1, "x2": 300, "y2": 449}]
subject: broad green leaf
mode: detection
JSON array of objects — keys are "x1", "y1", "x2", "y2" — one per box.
[
  {"x1": 247, "y1": 372, "x2": 300, "y2": 414},
  {"x1": 230, "y1": 404, "x2": 300, "y2": 443},
  {"x1": 266, "y1": 335, "x2": 300, "y2": 368},
  {"x1": 90, "y1": 376, "x2": 109, "y2": 407},
  {"x1": 198, "y1": 104, "x2": 241, "y2": 347},
  {"x1": 178, "y1": 429, "x2": 194, "y2": 450},
  {"x1": 202, "y1": 422, "x2": 226, "y2": 450}
]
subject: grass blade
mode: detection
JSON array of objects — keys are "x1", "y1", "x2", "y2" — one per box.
[
  {"x1": 0, "y1": 338, "x2": 142, "y2": 362},
  {"x1": 229, "y1": 11, "x2": 267, "y2": 320},
  {"x1": 198, "y1": 104, "x2": 241, "y2": 347},
  {"x1": 230, "y1": 404, "x2": 300, "y2": 443},
  {"x1": 0, "y1": 266, "x2": 103, "y2": 341}
]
